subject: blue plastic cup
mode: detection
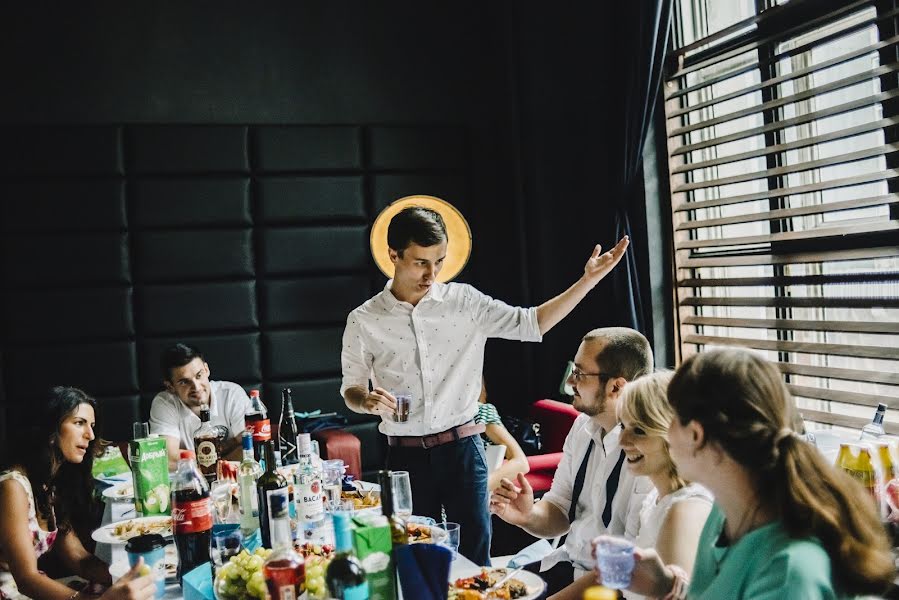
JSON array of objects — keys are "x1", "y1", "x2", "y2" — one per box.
[{"x1": 125, "y1": 534, "x2": 167, "y2": 599}]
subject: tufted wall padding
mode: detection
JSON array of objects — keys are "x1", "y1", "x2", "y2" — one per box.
[
  {"x1": 0, "y1": 180, "x2": 126, "y2": 232},
  {"x1": 130, "y1": 179, "x2": 252, "y2": 228},
  {"x1": 4, "y1": 288, "x2": 134, "y2": 343},
  {"x1": 254, "y1": 126, "x2": 362, "y2": 171},
  {"x1": 139, "y1": 282, "x2": 258, "y2": 335},
  {"x1": 0, "y1": 123, "x2": 470, "y2": 478},
  {"x1": 258, "y1": 177, "x2": 365, "y2": 222}
]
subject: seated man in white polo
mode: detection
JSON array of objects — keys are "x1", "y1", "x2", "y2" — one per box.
[{"x1": 149, "y1": 342, "x2": 251, "y2": 468}]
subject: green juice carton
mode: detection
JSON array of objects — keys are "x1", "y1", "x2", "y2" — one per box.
[
  {"x1": 351, "y1": 514, "x2": 396, "y2": 600},
  {"x1": 129, "y1": 434, "x2": 171, "y2": 517}
]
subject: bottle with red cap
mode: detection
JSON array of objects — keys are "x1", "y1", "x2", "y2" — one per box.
[
  {"x1": 171, "y1": 450, "x2": 212, "y2": 584},
  {"x1": 245, "y1": 390, "x2": 271, "y2": 464}
]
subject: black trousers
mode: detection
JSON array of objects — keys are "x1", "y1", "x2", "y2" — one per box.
[
  {"x1": 387, "y1": 434, "x2": 491, "y2": 566},
  {"x1": 524, "y1": 559, "x2": 574, "y2": 598}
]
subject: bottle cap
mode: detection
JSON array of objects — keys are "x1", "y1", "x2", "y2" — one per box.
[
  {"x1": 250, "y1": 390, "x2": 260, "y2": 398},
  {"x1": 242, "y1": 430, "x2": 253, "y2": 451},
  {"x1": 332, "y1": 512, "x2": 354, "y2": 551},
  {"x1": 180, "y1": 450, "x2": 195, "y2": 460}
]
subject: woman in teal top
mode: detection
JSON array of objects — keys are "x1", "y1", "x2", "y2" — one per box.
[{"x1": 617, "y1": 349, "x2": 894, "y2": 599}]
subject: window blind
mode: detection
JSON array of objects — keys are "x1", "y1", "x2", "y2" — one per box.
[{"x1": 665, "y1": 0, "x2": 899, "y2": 433}]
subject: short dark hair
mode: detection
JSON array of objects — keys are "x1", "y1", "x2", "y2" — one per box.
[
  {"x1": 160, "y1": 343, "x2": 205, "y2": 381},
  {"x1": 387, "y1": 206, "x2": 447, "y2": 255},
  {"x1": 583, "y1": 327, "x2": 653, "y2": 381}
]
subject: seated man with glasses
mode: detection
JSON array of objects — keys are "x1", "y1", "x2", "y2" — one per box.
[{"x1": 490, "y1": 327, "x2": 654, "y2": 596}]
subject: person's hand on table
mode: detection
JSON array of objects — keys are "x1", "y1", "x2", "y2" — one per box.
[
  {"x1": 98, "y1": 559, "x2": 155, "y2": 600},
  {"x1": 362, "y1": 387, "x2": 397, "y2": 418}
]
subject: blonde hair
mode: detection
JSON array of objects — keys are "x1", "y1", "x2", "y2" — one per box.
[{"x1": 617, "y1": 370, "x2": 683, "y2": 492}]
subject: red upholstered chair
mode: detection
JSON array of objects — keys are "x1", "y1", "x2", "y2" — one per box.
[{"x1": 523, "y1": 399, "x2": 579, "y2": 494}]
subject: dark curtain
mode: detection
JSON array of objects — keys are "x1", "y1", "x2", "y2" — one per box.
[{"x1": 607, "y1": 0, "x2": 673, "y2": 334}]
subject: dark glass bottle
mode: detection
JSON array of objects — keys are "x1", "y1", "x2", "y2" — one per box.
[
  {"x1": 256, "y1": 440, "x2": 288, "y2": 548},
  {"x1": 278, "y1": 388, "x2": 299, "y2": 466},
  {"x1": 378, "y1": 470, "x2": 408, "y2": 546},
  {"x1": 325, "y1": 512, "x2": 369, "y2": 599},
  {"x1": 193, "y1": 404, "x2": 226, "y2": 485}
]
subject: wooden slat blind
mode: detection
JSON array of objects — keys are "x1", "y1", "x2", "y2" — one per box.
[{"x1": 666, "y1": 0, "x2": 899, "y2": 433}]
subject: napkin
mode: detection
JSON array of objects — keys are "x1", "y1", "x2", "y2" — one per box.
[
  {"x1": 182, "y1": 562, "x2": 214, "y2": 600},
  {"x1": 395, "y1": 542, "x2": 452, "y2": 600}
]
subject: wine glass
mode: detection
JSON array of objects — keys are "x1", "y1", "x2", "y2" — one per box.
[
  {"x1": 391, "y1": 471, "x2": 413, "y2": 521},
  {"x1": 211, "y1": 481, "x2": 235, "y2": 524}
]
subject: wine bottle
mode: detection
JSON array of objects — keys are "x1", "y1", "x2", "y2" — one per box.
[
  {"x1": 256, "y1": 440, "x2": 288, "y2": 548},
  {"x1": 278, "y1": 388, "x2": 299, "y2": 465},
  {"x1": 238, "y1": 431, "x2": 263, "y2": 534},
  {"x1": 378, "y1": 470, "x2": 408, "y2": 546},
  {"x1": 325, "y1": 512, "x2": 369, "y2": 599}
]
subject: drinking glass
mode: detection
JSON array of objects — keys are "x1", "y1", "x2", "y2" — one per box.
[
  {"x1": 440, "y1": 521, "x2": 460, "y2": 560},
  {"x1": 391, "y1": 471, "x2": 413, "y2": 521},
  {"x1": 595, "y1": 535, "x2": 635, "y2": 589},
  {"x1": 211, "y1": 482, "x2": 235, "y2": 524}
]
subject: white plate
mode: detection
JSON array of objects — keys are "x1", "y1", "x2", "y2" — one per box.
[
  {"x1": 101, "y1": 480, "x2": 134, "y2": 501},
  {"x1": 95, "y1": 472, "x2": 132, "y2": 485},
  {"x1": 92, "y1": 516, "x2": 173, "y2": 545},
  {"x1": 450, "y1": 567, "x2": 546, "y2": 600}
]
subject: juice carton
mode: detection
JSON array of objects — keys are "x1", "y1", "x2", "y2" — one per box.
[
  {"x1": 129, "y1": 436, "x2": 171, "y2": 516},
  {"x1": 351, "y1": 514, "x2": 395, "y2": 600}
]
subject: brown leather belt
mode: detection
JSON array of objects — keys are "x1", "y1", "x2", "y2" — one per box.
[{"x1": 387, "y1": 422, "x2": 485, "y2": 449}]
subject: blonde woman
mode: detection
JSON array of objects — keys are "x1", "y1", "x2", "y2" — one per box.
[{"x1": 550, "y1": 372, "x2": 711, "y2": 600}]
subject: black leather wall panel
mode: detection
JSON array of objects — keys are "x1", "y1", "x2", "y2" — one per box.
[
  {"x1": 1, "y1": 123, "x2": 468, "y2": 477},
  {"x1": 254, "y1": 126, "x2": 361, "y2": 171},
  {"x1": 5, "y1": 341, "x2": 138, "y2": 398},
  {"x1": 4, "y1": 287, "x2": 133, "y2": 343},
  {"x1": 95, "y1": 395, "x2": 143, "y2": 440},
  {"x1": 2, "y1": 233, "x2": 130, "y2": 286},
  {"x1": 139, "y1": 282, "x2": 258, "y2": 335},
  {"x1": 372, "y1": 174, "x2": 469, "y2": 213},
  {"x1": 139, "y1": 332, "x2": 262, "y2": 391},
  {"x1": 130, "y1": 179, "x2": 252, "y2": 228},
  {"x1": 0, "y1": 127, "x2": 122, "y2": 176},
  {"x1": 369, "y1": 126, "x2": 467, "y2": 169},
  {"x1": 128, "y1": 126, "x2": 249, "y2": 174},
  {"x1": 262, "y1": 275, "x2": 370, "y2": 327},
  {"x1": 258, "y1": 177, "x2": 365, "y2": 223},
  {"x1": 262, "y1": 226, "x2": 368, "y2": 274},
  {"x1": 0, "y1": 181, "x2": 126, "y2": 232},
  {"x1": 135, "y1": 230, "x2": 254, "y2": 282},
  {"x1": 264, "y1": 328, "x2": 343, "y2": 380}
]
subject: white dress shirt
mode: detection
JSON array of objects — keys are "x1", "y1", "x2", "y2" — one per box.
[
  {"x1": 541, "y1": 414, "x2": 652, "y2": 576},
  {"x1": 149, "y1": 380, "x2": 251, "y2": 450},
  {"x1": 340, "y1": 280, "x2": 542, "y2": 436}
]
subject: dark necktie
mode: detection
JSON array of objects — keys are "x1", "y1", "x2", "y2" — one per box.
[
  {"x1": 559, "y1": 438, "x2": 595, "y2": 548},
  {"x1": 602, "y1": 449, "x2": 626, "y2": 528}
]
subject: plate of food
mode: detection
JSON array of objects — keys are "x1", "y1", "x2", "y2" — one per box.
[
  {"x1": 406, "y1": 520, "x2": 448, "y2": 545},
  {"x1": 101, "y1": 480, "x2": 134, "y2": 501},
  {"x1": 92, "y1": 516, "x2": 173, "y2": 545},
  {"x1": 449, "y1": 568, "x2": 545, "y2": 600},
  {"x1": 341, "y1": 488, "x2": 381, "y2": 512}
]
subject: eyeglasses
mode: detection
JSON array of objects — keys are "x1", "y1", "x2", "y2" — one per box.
[{"x1": 567, "y1": 361, "x2": 614, "y2": 383}]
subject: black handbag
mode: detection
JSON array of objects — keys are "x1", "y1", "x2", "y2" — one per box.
[{"x1": 503, "y1": 415, "x2": 543, "y2": 455}]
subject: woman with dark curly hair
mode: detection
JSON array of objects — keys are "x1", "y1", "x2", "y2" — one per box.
[
  {"x1": 615, "y1": 349, "x2": 896, "y2": 599},
  {"x1": 0, "y1": 387, "x2": 154, "y2": 600}
]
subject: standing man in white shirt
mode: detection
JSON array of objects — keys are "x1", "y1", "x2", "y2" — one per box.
[
  {"x1": 489, "y1": 327, "x2": 654, "y2": 595},
  {"x1": 340, "y1": 203, "x2": 629, "y2": 565},
  {"x1": 149, "y1": 343, "x2": 252, "y2": 468}
]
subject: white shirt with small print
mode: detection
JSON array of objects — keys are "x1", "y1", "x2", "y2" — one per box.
[
  {"x1": 149, "y1": 380, "x2": 251, "y2": 450},
  {"x1": 340, "y1": 280, "x2": 542, "y2": 436},
  {"x1": 541, "y1": 414, "x2": 652, "y2": 576}
]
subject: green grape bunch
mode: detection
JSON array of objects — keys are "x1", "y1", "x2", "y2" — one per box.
[{"x1": 213, "y1": 548, "x2": 273, "y2": 600}]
